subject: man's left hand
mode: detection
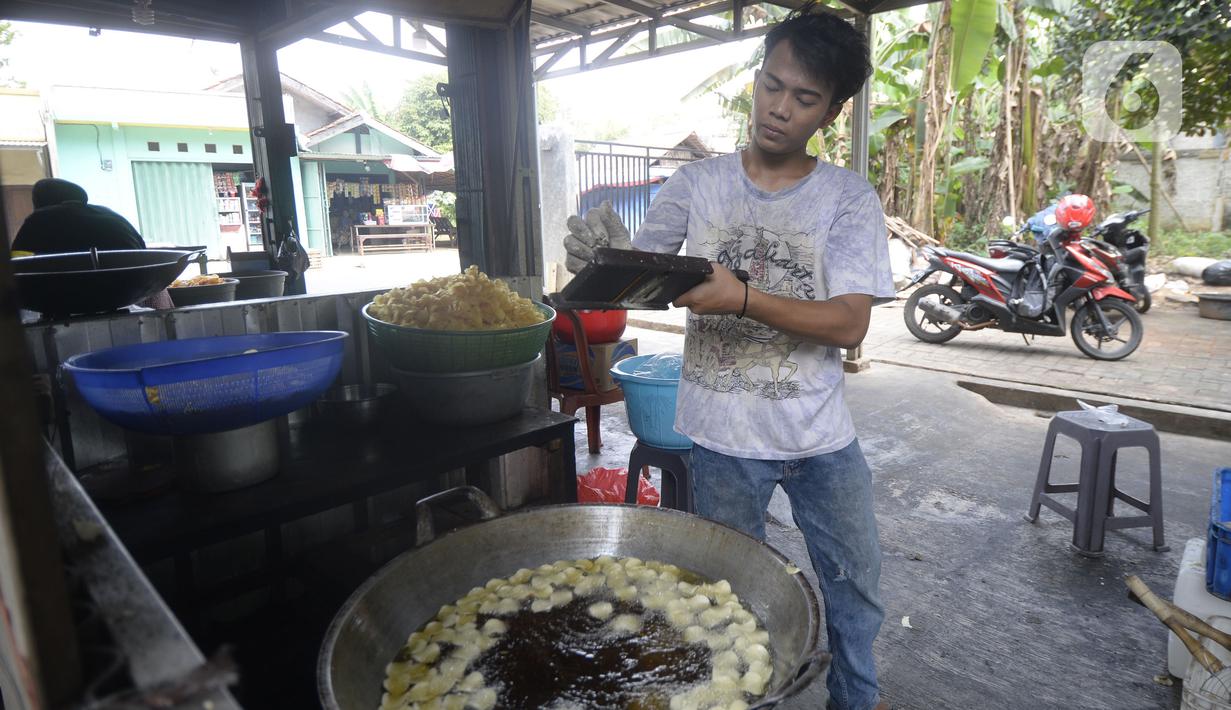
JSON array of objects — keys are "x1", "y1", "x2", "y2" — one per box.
[{"x1": 674, "y1": 262, "x2": 747, "y2": 315}]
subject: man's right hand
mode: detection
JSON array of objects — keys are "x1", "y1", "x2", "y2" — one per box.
[{"x1": 563, "y1": 200, "x2": 632, "y2": 274}]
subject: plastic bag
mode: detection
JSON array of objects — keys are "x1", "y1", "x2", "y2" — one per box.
[
  {"x1": 577, "y1": 466, "x2": 660, "y2": 506},
  {"x1": 632, "y1": 353, "x2": 683, "y2": 379},
  {"x1": 1078, "y1": 399, "x2": 1131, "y2": 428},
  {"x1": 1203, "y1": 260, "x2": 1231, "y2": 287}
]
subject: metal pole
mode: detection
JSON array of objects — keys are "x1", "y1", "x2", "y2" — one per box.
[
  {"x1": 239, "y1": 36, "x2": 304, "y2": 293},
  {"x1": 845, "y1": 11, "x2": 873, "y2": 372},
  {"x1": 849, "y1": 13, "x2": 871, "y2": 181}
]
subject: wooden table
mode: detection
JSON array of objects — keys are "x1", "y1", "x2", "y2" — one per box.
[{"x1": 352, "y1": 223, "x2": 434, "y2": 256}]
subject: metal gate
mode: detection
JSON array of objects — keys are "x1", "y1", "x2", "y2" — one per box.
[{"x1": 575, "y1": 140, "x2": 719, "y2": 235}]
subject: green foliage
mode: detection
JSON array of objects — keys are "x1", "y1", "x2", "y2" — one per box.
[
  {"x1": 340, "y1": 82, "x2": 384, "y2": 118},
  {"x1": 950, "y1": 155, "x2": 991, "y2": 175},
  {"x1": 1053, "y1": 0, "x2": 1231, "y2": 134},
  {"x1": 0, "y1": 21, "x2": 22, "y2": 88},
  {"x1": 388, "y1": 73, "x2": 453, "y2": 153},
  {"x1": 948, "y1": 0, "x2": 1000, "y2": 92},
  {"x1": 942, "y1": 220, "x2": 990, "y2": 253},
  {"x1": 429, "y1": 190, "x2": 456, "y2": 223},
  {"x1": 536, "y1": 82, "x2": 561, "y2": 124},
  {"x1": 1154, "y1": 231, "x2": 1231, "y2": 260}
]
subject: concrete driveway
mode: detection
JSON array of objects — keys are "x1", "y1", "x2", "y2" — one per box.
[{"x1": 577, "y1": 327, "x2": 1231, "y2": 709}]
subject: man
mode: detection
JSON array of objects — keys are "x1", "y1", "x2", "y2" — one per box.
[
  {"x1": 564, "y1": 6, "x2": 893, "y2": 709},
  {"x1": 12, "y1": 178, "x2": 145, "y2": 254}
]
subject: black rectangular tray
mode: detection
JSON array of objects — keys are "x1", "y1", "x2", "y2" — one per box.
[{"x1": 549, "y1": 248, "x2": 714, "y2": 311}]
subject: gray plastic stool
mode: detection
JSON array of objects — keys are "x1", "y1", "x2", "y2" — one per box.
[
  {"x1": 1025, "y1": 409, "x2": 1167, "y2": 556},
  {"x1": 625, "y1": 441, "x2": 693, "y2": 513}
]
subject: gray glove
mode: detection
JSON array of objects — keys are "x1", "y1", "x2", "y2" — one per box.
[{"x1": 563, "y1": 200, "x2": 632, "y2": 274}]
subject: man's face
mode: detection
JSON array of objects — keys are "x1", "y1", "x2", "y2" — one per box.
[{"x1": 751, "y1": 40, "x2": 842, "y2": 155}]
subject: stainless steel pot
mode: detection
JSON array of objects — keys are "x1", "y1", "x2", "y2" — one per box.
[
  {"x1": 318, "y1": 487, "x2": 827, "y2": 710},
  {"x1": 390, "y1": 354, "x2": 539, "y2": 426},
  {"x1": 316, "y1": 383, "x2": 398, "y2": 429},
  {"x1": 173, "y1": 419, "x2": 278, "y2": 492}
]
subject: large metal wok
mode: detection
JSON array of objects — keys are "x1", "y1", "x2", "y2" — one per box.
[
  {"x1": 13, "y1": 248, "x2": 201, "y2": 317},
  {"x1": 319, "y1": 487, "x2": 828, "y2": 709}
]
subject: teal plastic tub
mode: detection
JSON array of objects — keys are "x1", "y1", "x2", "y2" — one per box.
[{"x1": 610, "y1": 354, "x2": 692, "y2": 451}]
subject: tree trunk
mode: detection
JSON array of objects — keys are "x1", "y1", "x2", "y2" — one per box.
[
  {"x1": 1149, "y1": 123, "x2": 1163, "y2": 248},
  {"x1": 878, "y1": 126, "x2": 902, "y2": 215},
  {"x1": 910, "y1": 0, "x2": 953, "y2": 237},
  {"x1": 1006, "y1": 0, "x2": 1028, "y2": 221},
  {"x1": 1021, "y1": 87, "x2": 1040, "y2": 213}
]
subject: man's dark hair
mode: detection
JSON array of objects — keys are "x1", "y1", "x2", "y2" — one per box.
[
  {"x1": 32, "y1": 178, "x2": 88, "y2": 209},
  {"x1": 763, "y1": 3, "x2": 872, "y2": 108}
]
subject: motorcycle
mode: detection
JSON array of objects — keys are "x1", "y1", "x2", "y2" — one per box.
[
  {"x1": 1089, "y1": 208, "x2": 1152, "y2": 313},
  {"x1": 990, "y1": 205, "x2": 1152, "y2": 314},
  {"x1": 900, "y1": 226, "x2": 1144, "y2": 361}
]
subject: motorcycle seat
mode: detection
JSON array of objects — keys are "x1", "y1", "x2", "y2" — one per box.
[{"x1": 935, "y1": 247, "x2": 1026, "y2": 274}]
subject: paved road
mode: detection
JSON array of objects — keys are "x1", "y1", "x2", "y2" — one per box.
[{"x1": 628, "y1": 299, "x2": 1231, "y2": 413}]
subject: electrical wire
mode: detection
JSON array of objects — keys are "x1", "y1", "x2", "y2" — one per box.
[{"x1": 91, "y1": 124, "x2": 110, "y2": 171}]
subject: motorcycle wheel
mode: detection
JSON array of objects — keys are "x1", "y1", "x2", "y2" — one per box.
[
  {"x1": 904, "y1": 283, "x2": 963, "y2": 343},
  {"x1": 1131, "y1": 286, "x2": 1152, "y2": 314},
  {"x1": 1070, "y1": 298, "x2": 1143, "y2": 360}
]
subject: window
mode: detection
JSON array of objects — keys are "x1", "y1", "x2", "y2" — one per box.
[
  {"x1": 232, "y1": 145, "x2": 244, "y2": 155},
  {"x1": 205, "y1": 143, "x2": 217, "y2": 154},
  {"x1": 147, "y1": 141, "x2": 160, "y2": 151},
  {"x1": 177, "y1": 142, "x2": 188, "y2": 153}
]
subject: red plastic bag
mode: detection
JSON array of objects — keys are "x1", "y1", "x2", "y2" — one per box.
[{"x1": 578, "y1": 466, "x2": 660, "y2": 506}]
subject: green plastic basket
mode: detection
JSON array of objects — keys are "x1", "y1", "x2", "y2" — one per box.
[{"x1": 362, "y1": 301, "x2": 556, "y2": 373}]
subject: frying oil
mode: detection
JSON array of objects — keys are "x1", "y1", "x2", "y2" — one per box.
[{"x1": 473, "y1": 595, "x2": 709, "y2": 709}]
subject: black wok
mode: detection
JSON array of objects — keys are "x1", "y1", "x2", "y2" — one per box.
[{"x1": 13, "y1": 248, "x2": 202, "y2": 317}]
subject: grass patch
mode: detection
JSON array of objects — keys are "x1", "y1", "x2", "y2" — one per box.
[{"x1": 1154, "y1": 231, "x2": 1231, "y2": 260}]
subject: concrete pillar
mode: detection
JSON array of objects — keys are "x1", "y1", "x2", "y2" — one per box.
[{"x1": 537, "y1": 123, "x2": 578, "y2": 292}]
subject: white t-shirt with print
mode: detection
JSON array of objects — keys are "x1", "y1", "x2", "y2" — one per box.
[{"x1": 631, "y1": 152, "x2": 894, "y2": 460}]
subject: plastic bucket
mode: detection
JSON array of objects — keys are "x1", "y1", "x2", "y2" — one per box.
[{"x1": 610, "y1": 354, "x2": 692, "y2": 450}]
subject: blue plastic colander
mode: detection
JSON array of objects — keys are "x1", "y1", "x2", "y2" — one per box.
[{"x1": 63, "y1": 331, "x2": 348, "y2": 436}]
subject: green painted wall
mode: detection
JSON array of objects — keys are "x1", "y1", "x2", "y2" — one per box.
[
  {"x1": 299, "y1": 160, "x2": 329, "y2": 255},
  {"x1": 315, "y1": 131, "x2": 358, "y2": 155},
  {"x1": 54, "y1": 123, "x2": 138, "y2": 225},
  {"x1": 51, "y1": 122, "x2": 415, "y2": 260},
  {"x1": 54, "y1": 123, "x2": 252, "y2": 243},
  {"x1": 132, "y1": 161, "x2": 220, "y2": 254},
  {"x1": 314, "y1": 129, "x2": 421, "y2": 158}
]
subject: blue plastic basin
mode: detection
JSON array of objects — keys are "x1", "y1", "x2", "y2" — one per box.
[{"x1": 610, "y1": 354, "x2": 692, "y2": 450}]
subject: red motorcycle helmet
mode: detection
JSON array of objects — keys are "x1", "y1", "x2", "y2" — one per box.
[{"x1": 1055, "y1": 194, "x2": 1096, "y2": 231}]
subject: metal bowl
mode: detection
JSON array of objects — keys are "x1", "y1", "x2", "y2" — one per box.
[
  {"x1": 316, "y1": 383, "x2": 398, "y2": 429},
  {"x1": 217, "y1": 270, "x2": 288, "y2": 300},
  {"x1": 168, "y1": 278, "x2": 240, "y2": 307},
  {"x1": 1197, "y1": 293, "x2": 1231, "y2": 321},
  {"x1": 390, "y1": 354, "x2": 539, "y2": 426}
]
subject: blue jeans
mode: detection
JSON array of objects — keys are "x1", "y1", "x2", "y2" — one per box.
[{"x1": 690, "y1": 440, "x2": 884, "y2": 710}]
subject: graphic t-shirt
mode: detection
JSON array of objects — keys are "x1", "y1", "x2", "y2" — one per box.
[{"x1": 632, "y1": 152, "x2": 894, "y2": 459}]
